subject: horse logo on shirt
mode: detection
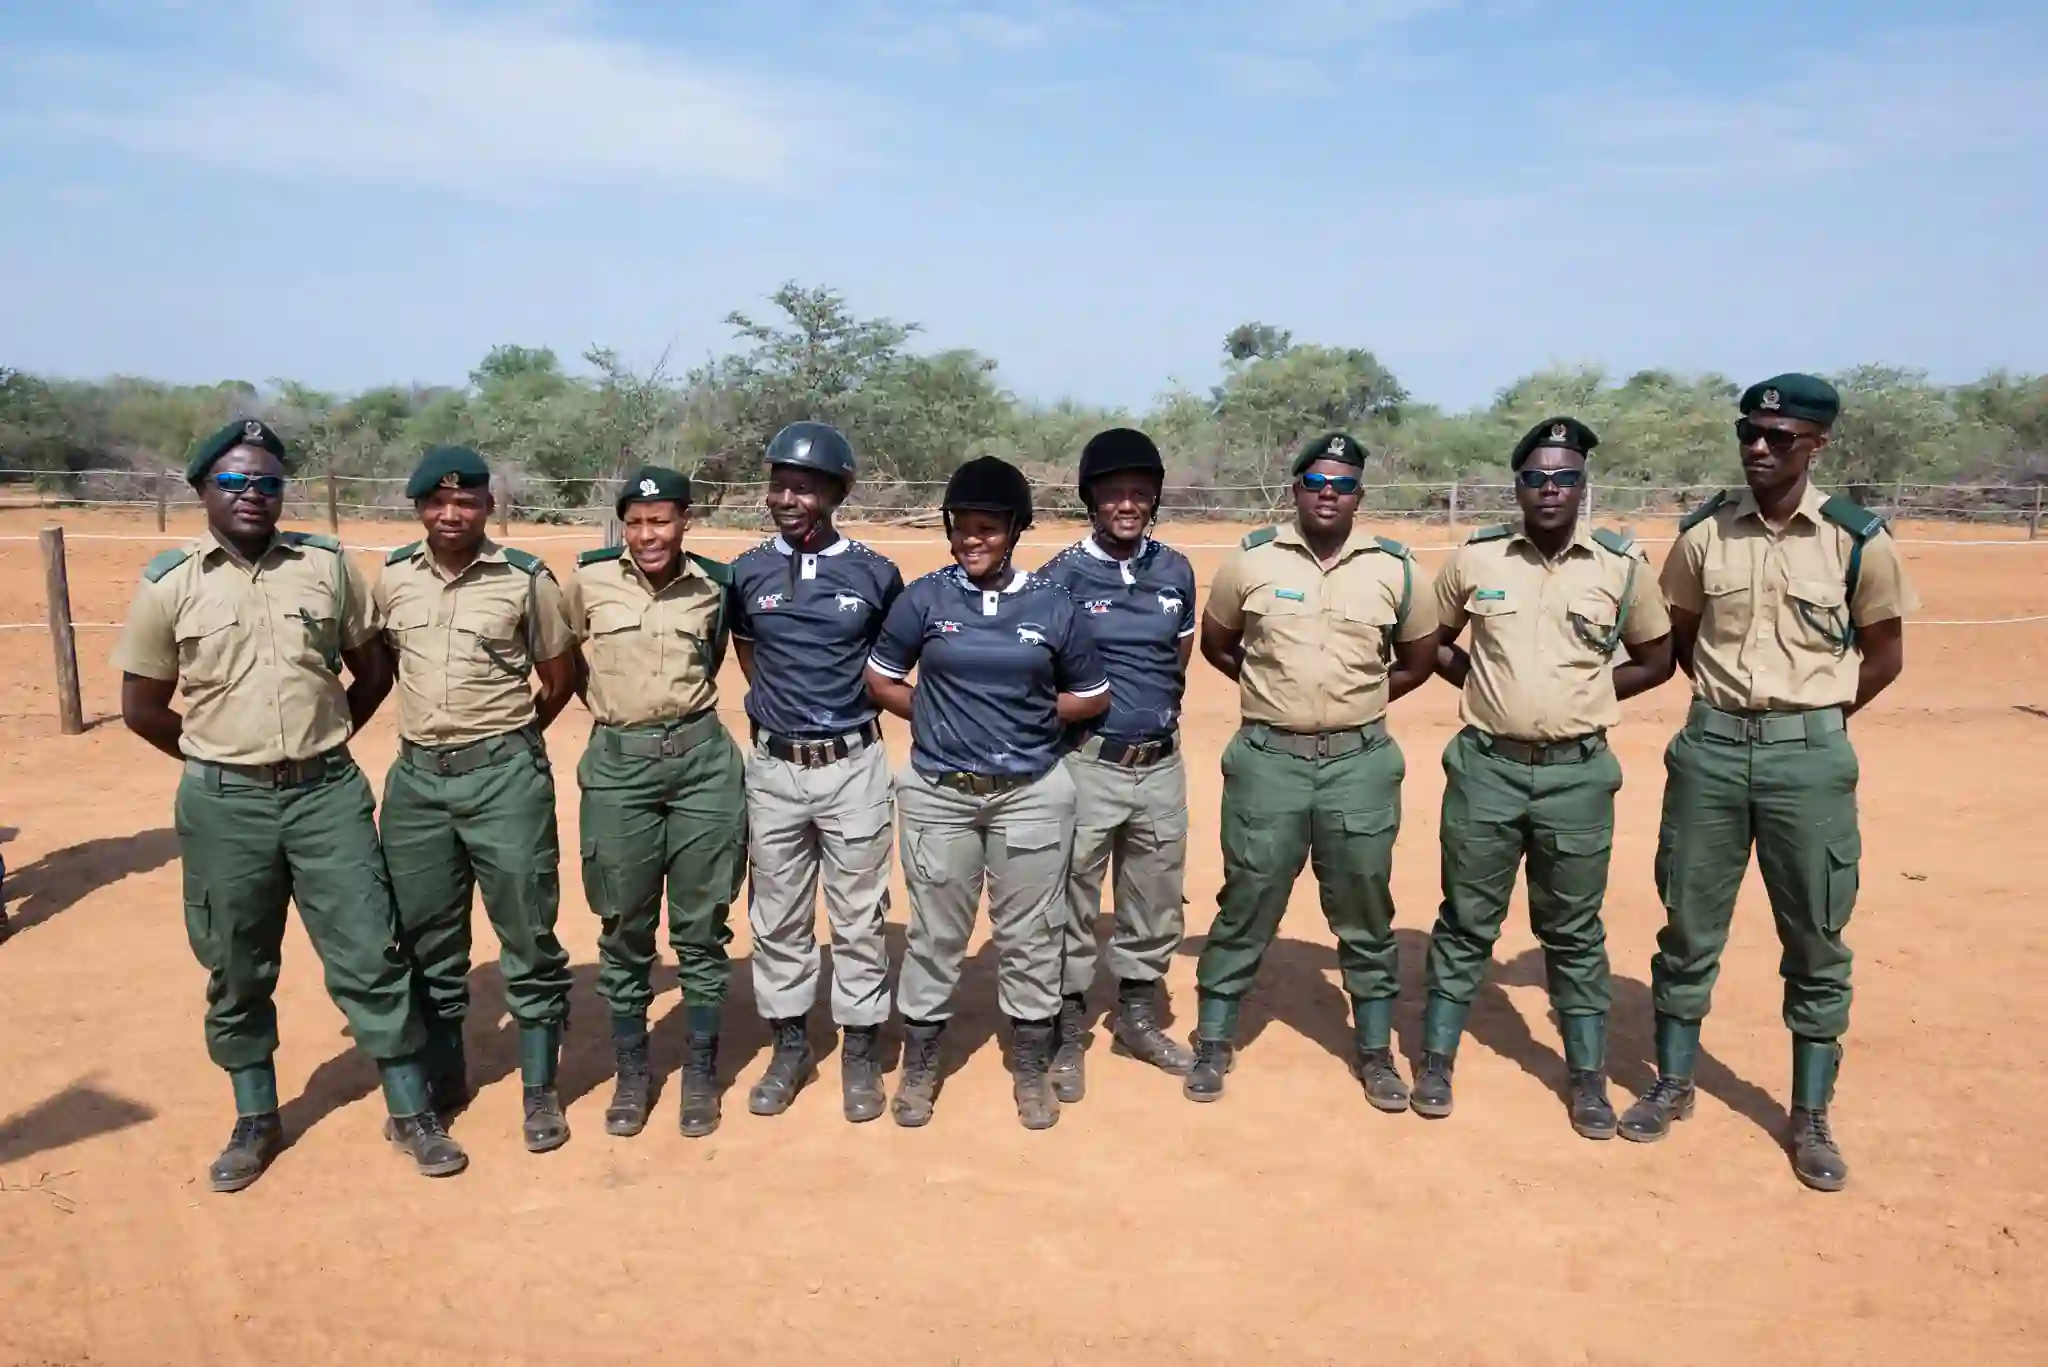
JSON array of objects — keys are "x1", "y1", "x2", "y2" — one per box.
[
  {"x1": 835, "y1": 593, "x2": 865, "y2": 612},
  {"x1": 1158, "y1": 591, "x2": 1184, "y2": 616},
  {"x1": 1016, "y1": 625, "x2": 1049, "y2": 647}
]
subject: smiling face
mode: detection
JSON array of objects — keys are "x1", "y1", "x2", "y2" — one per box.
[
  {"x1": 948, "y1": 509, "x2": 1017, "y2": 579},
  {"x1": 764, "y1": 465, "x2": 842, "y2": 544},
  {"x1": 1088, "y1": 470, "x2": 1160, "y2": 548},
  {"x1": 1515, "y1": 447, "x2": 1587, "y2": 535},
  {"x1": 417, "y1": 486, "x2": 492, "y2": 558},
  {"x1": 623, "y1": 501, "x2": 688, "y2": 578},
  {"x1": 1292, "y1": 458, "x2": 1363, "y2": 538},
  {"x1": 201, "y1": 446, "x2": 285, "y2": 543}
]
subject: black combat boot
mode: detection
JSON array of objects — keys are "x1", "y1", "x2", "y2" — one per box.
[
  {"x1": 1182, "y1": 995, "x2": 1238, "y2": 1103},
  {"x1": 1619, "y1": 1014, "x2": 1700, "y2": 1143},
  {"x1": 387, "y1": 1112, "x2": 470, "y2": 1177},
  {"x1": 678, "y1": 1004, "x2": 722, "y2": 1139},
  {"x1": 1409, "y1": 994, "x2": 1467, "y2": 1119},
  {"x1": 605, "y1": 1014, "x2": 655, "y2": 1138},
  {"x1": 519, "y1": 1023, "x2": 570, "y2": 1154},
  {"x1": 748, "y1": 1017, "x2": 816, "y2": 1116},
  {"x1": 1410, "y1": 1053, "x2": 1455, "y2": 1118},
  {"x1": 840, "y1": 1025, "x2": 886, "y2": 1124},
  {"x1": 1789, "y1": 1037, "x2": 1848, "y2": 1192},
  {"x1": 1012, "y1": 1017, "x2": 1061, "y2": 1131},
  {"x1": 1560, "y1": 1013, "x2": 1617, "y2": 1140},
  {"x1": 1049, "y1": 994, "x2": 1089, "y2": 1103},
  {"x1": 1110, "y1": 978, "x2": 1195, "y2": 1075},
  {"x1": 892, "y1": 1019, "x2": 946, "y2": 1128},
  {"x1": 208, "y1": 1113, "x2": 285, "y2": 1194},
  {"x1": 1350, "y1": 997, "x2": 1410, "y2": 1113}
]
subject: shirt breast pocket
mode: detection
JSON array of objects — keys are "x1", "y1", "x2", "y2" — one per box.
[
  {"x1": 1566, "y1": 593, "x2": 1621, "y2": 658},
  {"x1": 174, "y1": 600, "x2": 244, "y2": 688},
  {"x1": 1335, "y1": 596, "x2": 1396, "y2": 665},
  {"x1": 1786, "y1": 576, "x2": 1851, "y2": 655},
  {"x1": 1702, "y1": 566, "x2": 1752, "y2": 638},
  {"x1": 452, "y1": 600, "x2": 527, "y2": 679},
  {"x1": 1244, "y1": 587, "x2": 1314, "y2": 651},
  {"x1": 586, "y1": 601, "x2": 645, "y2": 669},
  {"x1": 1464, "y1": 589, "x2": 1518, "y2": 637}
]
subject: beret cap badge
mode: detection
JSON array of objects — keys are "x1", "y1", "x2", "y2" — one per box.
[
  {"x1": 243, "y1": 420, "x2": 264, "y2": 441},
  {"x1": 439, "y1": 471, "x2": 462, "y2": 489},
  {"x1": 638, "y1": 478, "x2": 660, "y2": 497},
  {"x1": 1761, "y1": 389, "x2": 1782, "y2": 411},
  {"x1": 1326, "y1": 436, "x2": 1346, "y2": 458},
  {"x1": 1550, "y1": 423, "x2": 1568, "y2": 441}
]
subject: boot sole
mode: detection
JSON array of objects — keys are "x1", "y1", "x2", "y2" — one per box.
[
  {"x1": 1182, "y1": 1085, "x2": 1223, "y2": 1104},
  {"x1": 1572, "y1": 1117, "x2": 1619, "y2": 1141},
  {"x1": 385, "y1": 1132, "x2": 469, "y2": 1178},
  {"x1": 679, "y1": 1116, "x2": 720, "y2": 1139},
  {"x1": 844, "y1": 1098, "x2": 885, "y2": 1124},
  {"x1": 891, "y1": 1107, "x2": 933, "y2": 1128},
  {"x1": 1110, "y1": 1036, "x2": 1195, "y2": 1076},
  {"x1": 1619, "y1": 1094, "x2": 1696, "y2": 1144},
  {"x1": 1363, "y1": 1091, "x2": 1411, "y2": 1115},
  {"x1": 606, "y1": 1115, "x2": 649, "y2": 1137},
  {"x1": 1018, "y1": 1111, "x2": 1060, "y2": 1131},
  {"x1": 1050, "y1": 1074, "x2": 1085, "y2": 1104},
  {"x1": 208, "y1": 1159, "x2": 277, "y2": 1194},
  {"x1": 1410, "y1": 1096, "x2": 1452, "y2": 1120},
  {"x1": 1794, "y1": 1167, "x2": 1848, "y2": 1193},
  {"x1": 524, "y1": 1125, "x2": 572, "y2": 1155}
]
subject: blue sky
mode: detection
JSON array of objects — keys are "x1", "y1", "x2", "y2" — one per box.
[{"x1": 3, "y1": 0, "x2": 2045, "y2": 411}]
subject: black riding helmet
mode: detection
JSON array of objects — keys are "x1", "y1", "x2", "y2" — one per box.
[
  {"x1": 1076, "y1": 427, "x2": 1165, "y2": 506},
  {"x1": 766, "y1": 421, "x2": 857, "y2": 489},
  {"x1": 941, "y1": 455, "x2": 1034, "y2": 535}
]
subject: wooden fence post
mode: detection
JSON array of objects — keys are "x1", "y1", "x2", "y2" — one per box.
[
  {"x1": 1447, "y1": 479, "x2": 1460, "y2": 533},
  {"x1": 155, "y1": 470, "x2": 168, "y2": 533},
  {"x1": 2032, "y1": 484, "x2": 2042, "y2": 541},
  {"x1": 495, "y1": 475, "x2": 511, "y2": 535},
  {"x1": 40, "y1": 526, "x2": 84, "y2": 736},
  {"x1": 325, "y1": 467, "x2": 340, "y2": 534}
]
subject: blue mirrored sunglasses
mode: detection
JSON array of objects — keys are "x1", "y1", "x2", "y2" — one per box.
[
  {"x1": 1299, "y1": 472, "x2": 1361, "y2": 495},
  {"x1": 211, "y1": 472, "x2": 286, "y2": 497},
  {"x1": 1516, "y1": 468, "x2": 1585, "y2": 491}
]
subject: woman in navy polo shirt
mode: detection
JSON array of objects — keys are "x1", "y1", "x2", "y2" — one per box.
[{"x1": 865, "y1": 456, "x2": 1110, "y2": 1131}]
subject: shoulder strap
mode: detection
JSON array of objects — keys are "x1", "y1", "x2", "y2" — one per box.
[
  {"x1": 385, "y1": 540, "x2": 420, "y2": 566},
  {"x1": 1678, "y1": 490, "x2": 1729, "y2": 533},
  {"x1": 686, "y1": 552, "x2": 733, "y2": 675},
  {"x1": 1240, "y1": 527, "x2": 1278, "y2": 550},
  {"x1": 499, "y1": 548, "x2": 549, "y2": 665},
  {"x1": 1466, "y1": 523, "x2": 1513, "y2": 544},
  {"x1": 502, "y1": 547, "x2": 543, "y2": 575},
  {"x1": 142, "y1": 548, "x2": 191, "y2": 583},
  {"x1": 1370, "y1": 536, "x2": 1413, "y2": 636},
  {"x1": 282, "y1": 531, "x2": 342, "y2": 553},
  {"x1": 577, "y1": 545, "x2": 625, "y2": 566},
  {"x1": 1818, "y1": 494, "x2": 1885, "y2": 642},
  {"x1": 1590, "y1": 527, "x2": 1634, "y2": 557}
]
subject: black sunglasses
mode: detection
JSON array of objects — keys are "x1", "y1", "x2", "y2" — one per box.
[
  {"x1": 211, "y1": 471, "x2": 287, "y2": 498},
  {"x1": 1734, "y1": 418, "x2": 1807, "y2": 454},
  {"x1": 1516, "y1": 468, "x2": 1585, "y2": 491}
]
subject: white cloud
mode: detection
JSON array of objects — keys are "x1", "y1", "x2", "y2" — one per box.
[
  {"x1": 2, "y1": 0, "x2": 835, "y2": 193},
  {"x1": 855, "y1": 2, "x2": 1115, "y2": 60}
]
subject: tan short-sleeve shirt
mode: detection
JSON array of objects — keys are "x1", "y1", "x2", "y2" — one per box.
[
  {"x1": 111, "y1": 531, "x2": 380, "y2": 764},
  {"x1": 1436, "y1": 524, "x2": 1673, "y2": 742},
  {"x1": 1660, "y1": 483, "x2": 1919, "y2": 712},
  {"x1": 376, "y1": 539, "x2": 576, "y2": 747},
  {"x1": 566, "y1": 550, "x2": 725, "y2": 727},
  {"x1": 1205, "y1": 522, "x2": 1439, "y2": 731}
]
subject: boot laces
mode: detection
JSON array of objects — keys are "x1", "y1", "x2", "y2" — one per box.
[
  {"x1": 1192, "y1": 1038, "x2": 1224, "y2": 1068},
  {"x1": 228, "y1": 1114, "x2": 272, "y2": 1148},
  {"x1": 411, "y1": 1110, "x2": 451, "y2": 1140},
  {"x1": 1802, "y1": 1108, "x2": 1835, "y2": 1148},
  {"x1": 1644, "y1": 1075, "x2": 1691, "y2": 1110}
]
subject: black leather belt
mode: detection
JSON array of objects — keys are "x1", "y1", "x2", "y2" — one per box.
[
  {"x1": 187, "y1": 747, "x2": 352, "y2": 790},
  {"x1": 1468, "y1": 728, "x2": 1606, "y2": 766},
  {"x1": 401, "y1": 727, "x2": 538, "y2": 777},
  {"x1": 755, "y1": 719, "x2": 882, "y2": 769},
  {"x1": 1083, "y1": 732, "x2": 1178, "y2": 768},
  {"x1": 930, "y1": 770, "x2": 1037, "y2": 796}
]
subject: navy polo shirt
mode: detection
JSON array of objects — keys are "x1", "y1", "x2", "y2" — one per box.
[
  {"x1": 730, "y1": 535, "x2": 905, "y2": 739},
  {"x1": 869, "y1": 567, "x2": 1109, "y2": 779},
  {"x1": 1037, "y1": 536, "x2": 1197, "y2": 743}
]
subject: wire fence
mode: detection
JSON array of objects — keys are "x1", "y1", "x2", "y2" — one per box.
[{"x1": 1, "y1": 467, "x2": 2045, "y2": 534}]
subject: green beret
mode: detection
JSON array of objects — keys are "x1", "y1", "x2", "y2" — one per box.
[
  {"x1": 615, "y1": 465, "x2": 692, "y2": 517},
  {"x1": 186, "y1": 418, "x2": 287, "y2": 486},
  {"x1": 1511, "y1": 416, "x2": 1600, "y2": 470},
  {"x1": 1740, "y1": 373, "x2": 1840, "y2": 428},
  {"x1": 1290, "y1": 431, "x2": 1368, "y2": 476},
  {"x1": 405, "y1": 445, "x2": 492, "y2": 500}
]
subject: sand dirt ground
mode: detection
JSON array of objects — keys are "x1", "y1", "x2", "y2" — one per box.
[{"x1": 0, "y1": 506, "x2": 2043, "y2": 1367}]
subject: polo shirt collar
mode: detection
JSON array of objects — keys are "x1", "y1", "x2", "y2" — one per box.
[{"x1": 774, "y1": 535, "x2": 850, "y2": 557}]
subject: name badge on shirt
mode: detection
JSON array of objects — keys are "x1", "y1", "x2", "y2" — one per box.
[
  {"x1": 1274, "y1": 588, "x2": 1306, "y2": 601},
  {"x1": 1475, "y1": 589, "x2": 1507, "y2": 601}
]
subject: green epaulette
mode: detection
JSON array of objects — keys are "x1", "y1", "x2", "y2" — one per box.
[
  {"x1": 1590, "y1": 527, "x2": 1636, "y2": 557},
  {"x1": 577, "y1": 545, "x2": 625, "y2": 566},
  {"x1": 1678, "y1": 491, "x2": 1729, "y2": 533},
  {"x1": 281, "y1": 531, "x2": 341, "y2": 553},
  {"x1": 686, "y1": 551, "x2": 731, "y2": 585},
  {"x1": 1372, "y1": 535, "x2": 1411, "y2": 558},
  {"x1": 1819, "y1": 494, "x2": 1886, "y2": 541},
  {"x1": 1240, "y1": 527, "x2": 1278, "y2": 550},
  {"x1": 385, "y1": 540, "x2": 421, "y2": 565},
  {"x1": 142, "y1": 548, "x2": 191, "y2": 583},
  {"x1": 503, "y1": 547, "x2": 546, "y2": 575},
  {"x1": 1466, "y1": 524, "x2": 1513, "y2": 543}
]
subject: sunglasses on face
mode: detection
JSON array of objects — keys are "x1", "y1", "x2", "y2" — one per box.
[
  {"x1": 1516, "y1": 468, "x2": 1585, "y2": 491},
  {"x1": 211, "y1": 472, "x2": 286, "y2": 498},
  {"x1": 1299, "y1": 472, "x2": 1361, "y2": 495},
  {"x1": 1734, "y1": 418, "x2": 1806, "y2": 453}
]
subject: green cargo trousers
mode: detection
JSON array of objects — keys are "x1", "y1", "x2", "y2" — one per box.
[
  {"x1": 1426, "y1": 728, "x2": 1619, "y2": 1014},
  {"x1": 380, "y1": 731, "x2": 572, "y2": 1032},
  {"x1": 174, "y1": 751, "x2": 425, "y2": 1071},
  {"x1": 1651, "y1": 702, "x2": 1860, "y2": 1040},
  {"x1": 578, "y1": 717, "x2": 747, "y2": 1018},
  {"x1": 1196, "y1": 723, "x2": 1405, "y2": 1012}
]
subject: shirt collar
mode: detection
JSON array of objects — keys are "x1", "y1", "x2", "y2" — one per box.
[
  {"x1": 1504, "y1": 522, "x2": 1598, "y2": 559},
  {"x1": 1731, "y1": 482, "x2": 1828, "y2": 529},
  {"x1": 948, "y1": 566, "x2": 1028, "y2": 594},
  {"x1": 622, "y1": 551, "x2": 705, "y2": 595},
  {"x1": 1079, "y1": 534, "x2": 1152, "y2": 564},
  {"x1": 773, "y1": 535, "x2": 850, "y2": 558},
  {"x1": 419, "y1": 537, "x2": 506, "y2": 582},
  {"x1": 201, "y1": 528, "x2": 298, "y2": 568},
  {"x1": 1275, "y1": 521, "x2": 1375, "y2": 561}
]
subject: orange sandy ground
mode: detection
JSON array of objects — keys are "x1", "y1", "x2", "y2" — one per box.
[{"x1": 0, "y1": 506, "x2": 2044, "y2": 1367}]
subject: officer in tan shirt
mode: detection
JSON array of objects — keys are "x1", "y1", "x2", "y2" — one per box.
[
  {"x1": 1621, "y1": 373, "x2": 1917, "y2": 1195},
  {"x1": 113, "y1": 418, "x2": 464, "y2": 1192},
  {"x1": 375, "y1": 445, "x2": 579, "y2": 1154},
  {"x1": 1422, "y1": 417, "x2": 1675, "y2": 1138},
  {"x1": 1191, "y1": 431, "x2": 1440, "y2": 1107},
  {"x1": 567, "y1": 466, "x2": 744, "y2": 1141}
]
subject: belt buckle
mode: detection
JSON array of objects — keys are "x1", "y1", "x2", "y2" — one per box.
[
  {"x1": 269, "y1": 762, "x2": 292, "y2": 786},
  {"x1": 1134, "y1": 741, "x2": 1160, "y2": 766},
  {"x1": 659, "y1": 731, "x2": 680, "y2": 758},
  {"x1": 1744, "y1": 714, "x2": 1766, "y2": 742},
  {"x1": 1314, "y1": 732, "x2": 1331, "y2": 758},
  {"x1": 432, "y1": 749, "x2": 454, "y2": 776},
  {"x1": 802, "y1": 740, "x2": 830, "y2": 767}
]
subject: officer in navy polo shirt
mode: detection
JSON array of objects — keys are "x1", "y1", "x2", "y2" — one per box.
[
  {"x1": 1037, "y1": 428, "x2": 1200, "y2": 1101},
  {"x1": 728, "y1": 422, "x2": 905, "y2": 1125},
  {"x1": 865, "y1": 455, "x2": 1110, "y2": 1132}
]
